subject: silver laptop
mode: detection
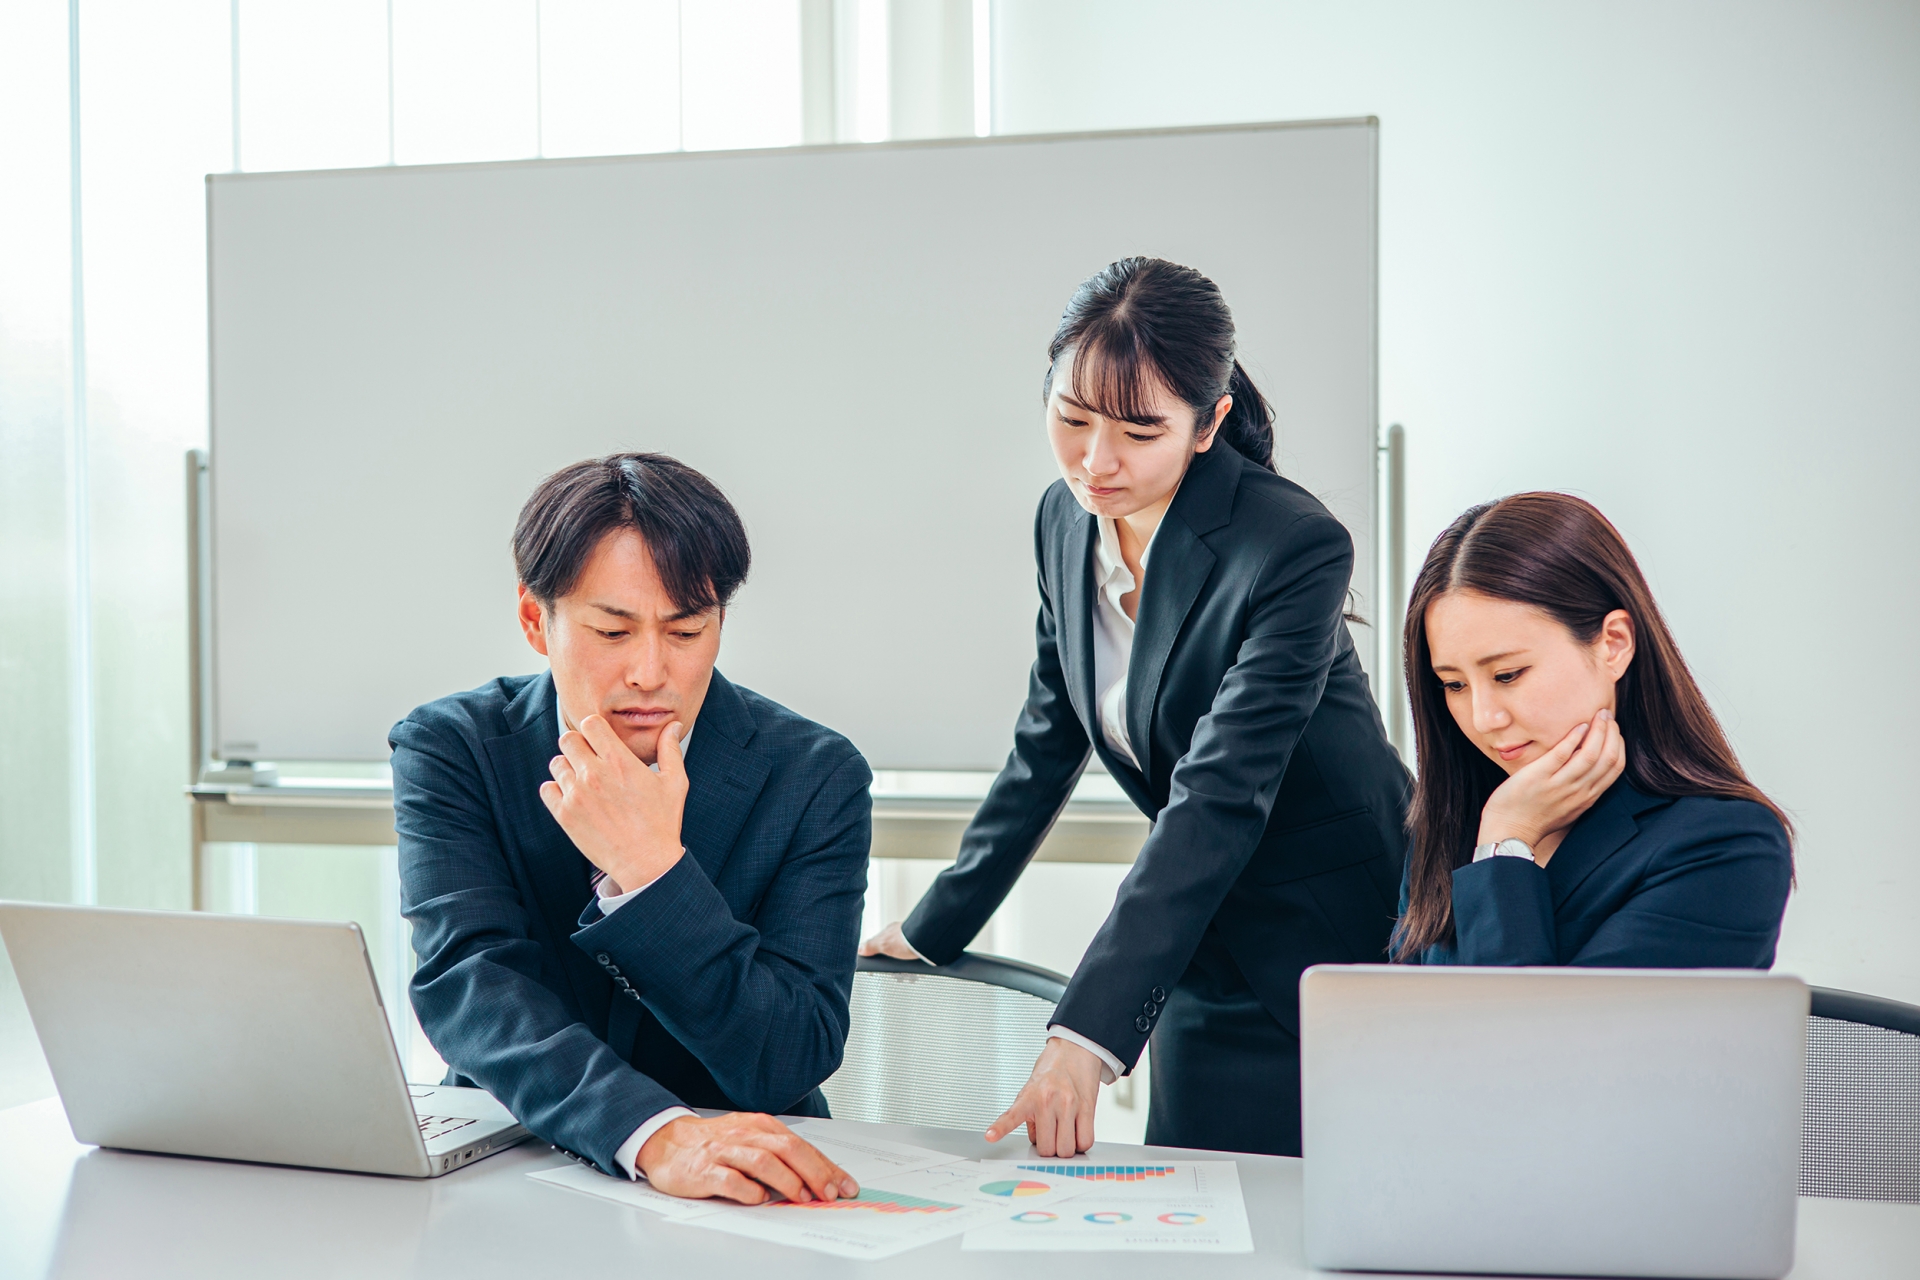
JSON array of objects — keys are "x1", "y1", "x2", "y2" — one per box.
[
  {"x1": 1300, "y1": 965, "x2": 1806, "y2": 1280},
  {"x1": 0, "y1": 901, "x2": 528, "y2": 1177}
]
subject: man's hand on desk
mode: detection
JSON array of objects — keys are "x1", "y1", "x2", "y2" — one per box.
[
  {"x1": 541, "y1": 715, "x2": 688, "y2": 894},
  {"x1": 985, "y1": 1035, "x2": 1104, "y2": 1157},
  {"x1": 638, "y1": 1112, "x2": 859, "y2": 1205}
]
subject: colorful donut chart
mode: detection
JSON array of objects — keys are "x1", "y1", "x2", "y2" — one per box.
[
  {"x1": 1009, "y1": 1211, "x2": 1058, "y2": 1224},
  {"x1": 1157, "y1": 1212, "x2": 1207, "y2": 1225},
  {"x1": 1083, "y1": 1211, "x2": 1134, "y2": 1225}
]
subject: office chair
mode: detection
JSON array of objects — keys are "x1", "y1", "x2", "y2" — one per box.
[
  {"x1": 821, "y1": 952, "x2": 1068, "y2": 1132},
  {"x1": 1802, "y1": 987, "x2": 1920, "y2": 1203}
]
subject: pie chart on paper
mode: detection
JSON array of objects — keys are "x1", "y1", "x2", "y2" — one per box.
[{"x1": 979, "y1": 1180, "x2": 1052, "y2": 1198}]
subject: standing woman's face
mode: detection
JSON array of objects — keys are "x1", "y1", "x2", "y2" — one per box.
[{"x1": 1046, "y1": 348, "x2": 1228, "y2": 521}]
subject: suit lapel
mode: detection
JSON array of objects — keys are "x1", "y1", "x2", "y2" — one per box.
[
  {"x1": 677, "y1": 671, "x2": 770, "y2": 887},
  {"x1": 1056, "y1": 507, "x2": 1100, "y2": 734},
  {"x1": 1125, "y1": 446, "x2": 1235, "y2": 782},
  {"x1": 1547, "y1": 777, "x2": 1671, "y2": 908},
  {"x1": 481, "y1": 674, "x2": 603, "y2": 1010}
]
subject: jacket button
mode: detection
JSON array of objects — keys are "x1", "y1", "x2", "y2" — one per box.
[
  {"x1": 1143, "y1": 1000, "x2": 1157, "y2": 1017},
  {"x1": 629, "y1": 989, "x2": 642, "y2": 1001},
  {"x1": 606, "y1": 964, "x2": 621, "y2": 976},
  {"x1": 1134, "y1": 1015, "x2": 1153, "y2": 1033},
  {"x1": 615, "y1": 977, "x2": 630, "y2": 988},
  {"x1": 1151, "y1": 986, "x2": 1167, "y2": 1004},
  {"x1": 595, "y1": 953, "x2": 611, "y2": 965}
]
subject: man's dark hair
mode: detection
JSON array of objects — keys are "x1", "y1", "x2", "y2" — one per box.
[{"x1": 512, "y1": 453, "x2": 750, "y2": 614}]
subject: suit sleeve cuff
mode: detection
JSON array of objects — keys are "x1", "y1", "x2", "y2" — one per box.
[
  {"x1": 596, "y1": 855, "x2": 679, "y2": 916},
  {"x1": 1047, "y1": 1025, "x2": 1123, "y2": 1085},
  {"x1": 894, "y1": 926, "x2": 932, "y2": 964},
  {"x1": 613, "y1": 1107, "x2": 697, "y2": 1180},
  {"x1": 1451, "y1": 856, "x2": 1558, "y2": 965}
]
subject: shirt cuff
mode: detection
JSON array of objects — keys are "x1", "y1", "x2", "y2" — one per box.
[
  {"x1": 595, "y1": 855, "x2": 679, "y2": 915},
  {"x1": 613, "y1": 1107, "x2": 697, "y2": 1180},
  {"x1": 895, "y1": 927, "x2": 932, "y2": 964},
  {"x1": 1047, "y1": 1025, "x2": 1124, "y2": 1086}
]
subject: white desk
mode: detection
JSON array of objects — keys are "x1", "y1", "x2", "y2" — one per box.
[{"x1": 2, "y1": 1096, "x2": 1914, "y2": 1279}]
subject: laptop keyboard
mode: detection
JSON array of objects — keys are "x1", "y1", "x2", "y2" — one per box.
[{"x1": 418, "y1": 1114, "x2": 480, "y2": 1143}]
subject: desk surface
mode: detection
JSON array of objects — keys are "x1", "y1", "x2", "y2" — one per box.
[{"x1": 3, "y1": 1097, "x2": 1915, "y2": 1279}]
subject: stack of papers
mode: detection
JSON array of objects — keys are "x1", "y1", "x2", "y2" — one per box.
[{"x1": 529, "y1": 1120, "x2": 1252, "y2": 1259}]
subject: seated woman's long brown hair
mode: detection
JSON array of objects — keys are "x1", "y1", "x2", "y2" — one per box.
[{"x1": 1393, "y1": 492, "x2": 1791, "y2": 959}]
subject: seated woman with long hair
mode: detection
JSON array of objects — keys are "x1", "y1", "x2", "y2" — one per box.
[{"x1": 1393, "y1": 492, "x2": 1792, "y2": 966}]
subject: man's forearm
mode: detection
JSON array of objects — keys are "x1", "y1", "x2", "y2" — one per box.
[{"x1": 572, "y1": 858, "x2": 852, "y2": 1113}]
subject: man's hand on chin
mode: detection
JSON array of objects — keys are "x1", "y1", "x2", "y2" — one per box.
[
  {"x1": 540, "y1": 715, "x2": 689, "y2": 893},
  {"x1": 639, "y1": 1113, "x2": 860, "y2": 1204}
]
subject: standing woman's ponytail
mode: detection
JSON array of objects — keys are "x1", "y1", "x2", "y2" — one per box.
[
  {"x1": 1043, "y1": 257, "x2": 1279, "y2": 474},
  {"x1": 1221, "y1": 360, "x2": 1275, "y2": 473}
]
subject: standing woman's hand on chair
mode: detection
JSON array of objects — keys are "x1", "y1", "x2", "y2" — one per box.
[
  {"x1": 858, "y1": 921, "x2": 924, "y2": 961},
  {"x1": 986, "y1": 1037, "x2": 1104, "y2": 1156}
]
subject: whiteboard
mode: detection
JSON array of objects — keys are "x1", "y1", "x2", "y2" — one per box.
[{"x1": 208, "y1": 120, "x2": 1378, "y2": 766}]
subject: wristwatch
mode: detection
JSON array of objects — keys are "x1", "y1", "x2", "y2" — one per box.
[{"x1": 1473, "y1": 838, "x2": 1535, "y2": 864}]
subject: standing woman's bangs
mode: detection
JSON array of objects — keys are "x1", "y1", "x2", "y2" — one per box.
[
  {"x1": 1393, "y1": 492, "x2": 1793, "y2": 959},
  {"x1": 1049, "y1": 327, "x2": 1164, "y2": 428}
]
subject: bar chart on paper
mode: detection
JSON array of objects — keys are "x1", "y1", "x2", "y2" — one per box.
[
  {"x1": 1016, "y1": 1164, "x2": 1177, "y2": 1183},
  {"x1": 770, "y1": 1189, "x2": 962, "y2": 1215}
]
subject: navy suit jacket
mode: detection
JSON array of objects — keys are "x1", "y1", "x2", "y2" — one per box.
[
  {"x1": 390, "y1": 670, "x2": 871, "y2": 1176},
  {"x1": 904, "y1": 442, "x2": 1412, "y2": 1067},
  {"x1": 1403, "y1": 777, "x2": 1792, "y2": 967}
]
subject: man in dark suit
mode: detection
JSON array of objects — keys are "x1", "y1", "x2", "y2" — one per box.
[{"x1": 392, "y1": 453, "x2": 870, "y2": 1204}]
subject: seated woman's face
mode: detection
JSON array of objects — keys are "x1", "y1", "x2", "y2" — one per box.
[{"x1": 1424, "y1": 590, "x2": 1634, "y2": 776}]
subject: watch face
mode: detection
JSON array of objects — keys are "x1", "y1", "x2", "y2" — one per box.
[{"x1": 1498, "y1": 839, "x2": 1533, "y2": 859}]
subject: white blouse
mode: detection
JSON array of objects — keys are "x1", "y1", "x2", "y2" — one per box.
[{"x1": 1091, "y1": 514, "x2": 1157, "y2": 772}]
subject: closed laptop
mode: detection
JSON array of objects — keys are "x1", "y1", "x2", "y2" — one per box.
[{"x1": 1301, "y1": 965, "x2": 1806, "y2": 1279}]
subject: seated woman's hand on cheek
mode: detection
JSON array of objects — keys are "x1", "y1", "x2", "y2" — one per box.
[{"x1": 1423, "y1": 590, "x2": 1635, "y2": 866}]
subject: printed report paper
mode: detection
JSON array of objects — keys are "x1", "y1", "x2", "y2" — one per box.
[
  {"x1": 674, "y1": 1157, "x2": 1086, "y2": 1260},
  {"x1": 962, "y1": 1159, "x2": 1254, "y2": 1253},
  {"x1": 527, "y1": 1121, "x2": 973, "y2": 1229},
  {"x1": 529, "y1": 1162, "x2": 729, "y2": 1221}
]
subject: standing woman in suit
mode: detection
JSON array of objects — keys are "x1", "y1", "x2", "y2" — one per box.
[
  {"x1": 1393, "y1": 493, "x2": 1792, "y2": 967},
  {"x1": 861, "y1": 257, "x2": 1411, "y2": 1158}
]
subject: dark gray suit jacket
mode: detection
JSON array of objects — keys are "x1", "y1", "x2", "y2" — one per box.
[
  {"x1": 391, "y1": 670, "x2": 870, "y2": 1176},
  {"x1": 904, "y1": 442, "x2": 1411, "y2": 1070}
]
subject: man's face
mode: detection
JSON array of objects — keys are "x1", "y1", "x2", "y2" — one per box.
[{"x1": 517, "y1": 529, "x2": 722, "y2": 765}]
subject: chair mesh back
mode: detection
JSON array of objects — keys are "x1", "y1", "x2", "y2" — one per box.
[
  {"x1": 1801, "y1": 1014, "x2": 1920, "y2": 1202},
  {"x1": 822, "y1": 970, "x2": 1056, "y2": 1132}
]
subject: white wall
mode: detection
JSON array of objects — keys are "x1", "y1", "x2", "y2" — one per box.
[{"x1": 993, "y1": 0, "x2": 1920, "y2": 1003}]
